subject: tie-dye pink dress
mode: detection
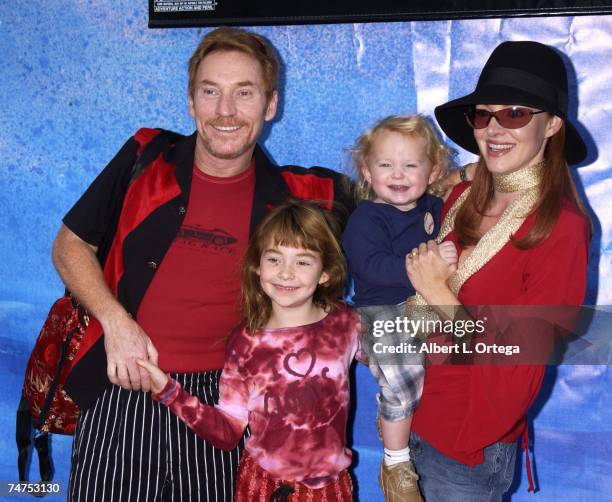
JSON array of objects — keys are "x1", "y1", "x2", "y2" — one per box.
[{"x1": 153, "y1": 306, "x2": 361, "y2": 489}]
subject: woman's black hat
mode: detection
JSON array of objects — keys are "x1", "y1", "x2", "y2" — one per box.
[{"x1": 434, "y1": 41, "x2": 587, "y2": 165}]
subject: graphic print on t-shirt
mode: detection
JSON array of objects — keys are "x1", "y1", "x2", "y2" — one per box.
[
  {"x1": 136, "y1": 162, "x2": 255, "y2": 372},
  {"x1": 263, "y1": 348, "x2": 335, "y2": 419},
  {"x1": 176, "y1": 224, "x2": 238, "y2": 255}
]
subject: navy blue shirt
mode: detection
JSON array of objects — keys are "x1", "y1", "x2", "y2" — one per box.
[{"x1": 342, "y1": 194, "x2": 443, "y2": 307}]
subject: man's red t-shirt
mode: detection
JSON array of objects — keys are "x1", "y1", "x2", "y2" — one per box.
[{"x1": 137, "y1": 161, "x2": 255, "y2": 372}]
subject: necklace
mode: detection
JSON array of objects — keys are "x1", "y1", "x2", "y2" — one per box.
[{"x1": 492, "y1": 161, "x2": 544, "y2": 193}]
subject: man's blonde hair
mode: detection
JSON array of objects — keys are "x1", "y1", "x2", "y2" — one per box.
[{"x1": 188, "y1": 27, "x2": 279, "y2": 99}]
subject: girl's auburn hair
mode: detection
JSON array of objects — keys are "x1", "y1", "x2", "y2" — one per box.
[
  {"x1": 454, "y1": 122, "x2": 591, "y2": 249},
  {"x1": 241, "y1": 199, "x2": 347, "y2": 334}
]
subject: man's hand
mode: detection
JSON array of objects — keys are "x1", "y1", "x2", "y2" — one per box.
[
  {"x1": 52, "y1": 225, "x2": 159, "y2": 392},
  {"x1": 136, "y1": 359, "x2": 169, "y2": 395},
  {"x1": 102, "y1": 312, "x2": 159, "y2": 392}
]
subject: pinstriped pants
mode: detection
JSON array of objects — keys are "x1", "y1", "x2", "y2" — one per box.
[{"x1": 68, "y1": 371, "x2": 247, "y2": 501}]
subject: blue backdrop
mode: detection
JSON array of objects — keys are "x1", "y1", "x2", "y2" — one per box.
[{"x1": 1, "y1": 2, "x2": 611, "y2": 500}]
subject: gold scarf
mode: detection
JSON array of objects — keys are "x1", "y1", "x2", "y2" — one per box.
[
  {"x1": 492, "y1": 161, "x2": 543, "y2": 193},
  {"x1": 406, "y1": 163, "x2": 543, "y2": 329}
]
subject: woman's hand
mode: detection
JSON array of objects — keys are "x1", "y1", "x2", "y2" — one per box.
[
  {"x1": 136, "y1": 359, "x2": 169, "y2": 395},
  {"x1": 406, "y1": 241, "x2": 459, "y2": 306}
]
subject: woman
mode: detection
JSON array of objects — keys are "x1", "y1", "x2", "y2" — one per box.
[{"x1": 405, "y1": 41, "x2": 590, "y2": 500}]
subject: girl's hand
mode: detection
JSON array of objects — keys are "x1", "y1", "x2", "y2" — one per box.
[
  {"x1": 406, "y1": 241, "x2": 457, "y2": 305},
  {"x1": 438, "y1": 241, "x2": 458, "y2": 266},
  {"x1": 136, "y1": 359, "x2": 169, "y2": 395}
]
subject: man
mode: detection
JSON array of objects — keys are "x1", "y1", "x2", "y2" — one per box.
[{"x1": 54, "y1": 27, "x2": 352, "y2": 501}]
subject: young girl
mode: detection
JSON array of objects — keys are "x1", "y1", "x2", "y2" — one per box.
[
  {"x1": 138, "y1": 199, "x2": 361, "y2": 501},
  {"x1": 342, "y1": 115, "x2": 456, "y2": 502}
]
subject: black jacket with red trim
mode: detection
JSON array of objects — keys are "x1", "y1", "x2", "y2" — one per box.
[{"x1": 63, "y1": 129, "x2": 355, "y2": 411}]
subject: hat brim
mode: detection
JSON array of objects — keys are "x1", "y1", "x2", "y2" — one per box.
[{"x1": 434, "y1": 85, "x2": 587, "y2": 165}]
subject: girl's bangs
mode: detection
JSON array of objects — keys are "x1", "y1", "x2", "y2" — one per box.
[{"x1": 264, "y1": 214, "x2": 323, "y2": 254}]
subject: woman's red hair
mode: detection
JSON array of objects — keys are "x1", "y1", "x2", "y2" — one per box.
[{"x1": 455, "y1": 122, "x2": 590, "y2": 249}]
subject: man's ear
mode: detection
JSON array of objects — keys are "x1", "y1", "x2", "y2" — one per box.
[
  {"x1": 188, "y1": 94, "x2": 195, "y2": 119},
  {"x1": 265, "y1": 90, "x2": 278, "y2": 122}
]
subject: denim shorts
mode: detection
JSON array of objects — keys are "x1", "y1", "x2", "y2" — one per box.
[{"x1": 410, "y1": 432, "x2": 517, "y2": 501}]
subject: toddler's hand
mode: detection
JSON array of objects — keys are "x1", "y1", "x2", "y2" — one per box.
[
  {"x1": 136, "y1": 359, "x2": 169, "y2": 395},
  {"x1": 438, "y1": 241, "x2": 458, "y2": 265}
]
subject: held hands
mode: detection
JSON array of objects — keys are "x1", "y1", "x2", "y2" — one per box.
[
  {"x1": 136, "y1": 359, "x2": 169, "y2": 395},
  {"x1": 406, "y1": 241, "x2": 457, "y2": 305},
  {"x1": 438, "y1": 241, "x2": 458, "y2": 266},
  {"x1": 102, "y1": 311, "x2": 159, "y2": 392}
]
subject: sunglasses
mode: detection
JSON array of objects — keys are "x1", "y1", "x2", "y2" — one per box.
[{"x1": 465, "y1": 106, "x2": 546, "y2": 129}]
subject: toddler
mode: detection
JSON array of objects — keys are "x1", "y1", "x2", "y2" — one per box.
[{"x1": 342, "y1": 115, "x2": 456, "y2": 502}]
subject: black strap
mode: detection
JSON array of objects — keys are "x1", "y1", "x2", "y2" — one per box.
[
  {"x1": 34, "y1": 433, "x2": 52, "y2": 483},
  {"x1": 35, "y1": 329, "x2": 76, "y2": 430},
  {"x1": 16, "y1": 395, "x2": 32, "y2": 482}
]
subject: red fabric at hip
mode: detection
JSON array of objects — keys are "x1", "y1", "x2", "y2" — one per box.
[{"x1": 235, "y1": 452, "x2": 353, "y2": 502}]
